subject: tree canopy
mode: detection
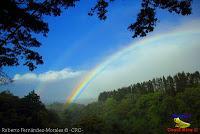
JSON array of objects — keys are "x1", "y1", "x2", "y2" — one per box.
[
  {"x1": 0, "y1": 90, "x2": 60, "y2": 128},
  {"x1": 0, "y1": 0, "x2": 192, "y2": 72}
]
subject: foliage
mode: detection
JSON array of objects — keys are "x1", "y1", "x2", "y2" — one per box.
[
  {"x1": 89, "y1": 0, "x2": 192, "y2": 38},
  {"x1": 0, "y1": 90, "x2": 61, "y2": 128}
]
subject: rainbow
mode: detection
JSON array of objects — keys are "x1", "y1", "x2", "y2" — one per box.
[{"x1": 64, "y1": 26, "x2": 200, "y2": 108}]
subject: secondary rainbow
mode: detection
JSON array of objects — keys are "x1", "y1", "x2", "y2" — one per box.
[{"x1": 64, "y1": 27, "x2": 200, "y2": 108}]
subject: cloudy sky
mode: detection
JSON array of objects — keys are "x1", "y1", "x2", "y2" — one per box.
[{"x1": 1, "y1": 0, "x2": 200, "y2": 104}]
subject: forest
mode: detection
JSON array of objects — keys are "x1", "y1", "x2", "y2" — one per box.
[{"x1": 0, "y1": 71, "x2": 200, "y2": 133}]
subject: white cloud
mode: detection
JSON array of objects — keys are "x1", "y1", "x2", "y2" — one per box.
[
  {"x1": 14, "y1": 73, "x2": 37, "y2": 80},
  {"x1": 13, "y1": 68, "x2": 84, "y2": 82},
  {"x1": 3, "y1": 68, "x2": 85, "y2": 103}
]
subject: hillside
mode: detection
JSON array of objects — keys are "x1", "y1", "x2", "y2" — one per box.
[
  {"x1": 0, "y1": 71, "x2": 199, "y2": 134},
  {"x1": 62, "y1": 71, "x2": 200, "y2": 134}
]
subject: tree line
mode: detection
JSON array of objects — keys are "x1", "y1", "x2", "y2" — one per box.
[{"x1": 98, "y1": 71, "x2": 200, "y2": 102}]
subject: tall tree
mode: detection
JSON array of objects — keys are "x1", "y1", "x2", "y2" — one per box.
[
  {"x1": 166, "y1": 76, "x2": 176, "y2": 96},
  {"x1": 20, "y1": 90, "x2": 46, "y2": 127}
]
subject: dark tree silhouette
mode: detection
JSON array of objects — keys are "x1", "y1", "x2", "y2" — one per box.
[
  {"x1": 0, "y1": 0, "x2": 192, "y2": 72},
  {"x1": 0, "y1": 90, "x2": 61, "y2": 128},
  {"x1": 0, "y1": 0, "x2": 79, "y2": 71},
  {"x1": 89, "y1": 0, "x2": 192, "y2": 38}
]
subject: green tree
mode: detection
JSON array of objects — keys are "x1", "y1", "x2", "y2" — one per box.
[
  {"x1": 0, "y1": 90, "x2": 61, "y2": 128},
  {"x1": 166, "y1": 76, "x2": 176, "y2": 96},
  {"x1": 176, "y1": 86, "x2": 200, "y2": 127},
  {"x1": 75, "y1": 115, "x2": 105, "y2": 134},
  {"x1": 0, "y1": 91, "x2": 21, "y2": 128}
]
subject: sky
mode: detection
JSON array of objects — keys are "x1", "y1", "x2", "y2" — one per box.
[{"x1": 1, "y1": 0, "x2": 200, "y2": 104}]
